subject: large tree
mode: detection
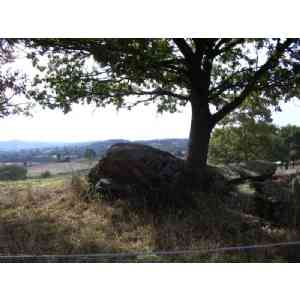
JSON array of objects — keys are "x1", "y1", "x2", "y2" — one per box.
[{"x1": 24, "y1": 39, "x2": 300, "y2": 173}]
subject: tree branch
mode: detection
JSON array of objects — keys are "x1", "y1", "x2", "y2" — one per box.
[
  {"x1": 192, "y1": 39, "x2": 207, "y2": 61},
  {"x1": 212, "y1": 38, "x2": 245, "y2": 57},
  {"x1": 173, "y1": 39, "x2": 194, "y2": 63},
  {"x1": 212, "y1": 39, "x2": 296, "y2": 124},
  {"x1": 209, "y1": 69, "x2": 251, "y2": 99},
  {"x1": 112, "y1": 88, "x2": 189, "y2": 101}
]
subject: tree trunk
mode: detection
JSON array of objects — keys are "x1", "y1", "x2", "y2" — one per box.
[
  {"x1": 186, "y1": 96, "x2": 214, "y2": 171},
  {"x1": 172, "y1": 95, "x2": 214, "y2": 194}
]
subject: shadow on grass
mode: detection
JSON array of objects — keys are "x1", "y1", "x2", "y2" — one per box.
[
  {"x1": 2, "y1": 181, "x2": 300, "y2": 262},
  {"x1": 99, "y1": 191, "x2": 300, "y2": 262}
]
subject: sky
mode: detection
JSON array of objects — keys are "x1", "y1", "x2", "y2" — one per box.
[
  {"x1": 0, "y1": 99, "x2": 299, "y2": 142},
  {"x1": 0, "y1": 101, "x2": 192, "y2": 142},
  {"x1": 0, "y1": 49, "x2": 190, "y2": 142},
  {"x1": 1, "y1": 50, "x2": 300, "y2": 143}
]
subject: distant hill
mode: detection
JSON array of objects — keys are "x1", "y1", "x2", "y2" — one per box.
[
  {"x1": 86, "y1": 139, "x2": 188, "y2": 156},
  {"x1": 0, "y1": 138, "x2": 188, "y2": 152},
  {"x1": 0, "y1": 140, "x2": 68, "y2": 151},
  {"x1": 0, "y1": 138, "x2": 188, "y2": 163},
  {"x1": 87, "y1": 139, "x2": 130, "y2": 153}
]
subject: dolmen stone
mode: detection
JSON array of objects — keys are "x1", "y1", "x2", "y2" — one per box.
[{"x1": 88, "y1": 143, "x2": 185, "y2": 198}]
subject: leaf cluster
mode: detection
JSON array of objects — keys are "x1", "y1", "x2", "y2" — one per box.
[{"x1": 0, "y1": 39, "x2": 32, "y2": 118}]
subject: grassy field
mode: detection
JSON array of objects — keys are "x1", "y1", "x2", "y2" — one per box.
[
  {"x1": 27, "y1": 160, "x2": 97, "y2": 177},
  {"x1": 0, "y1": 175, "x2": 299, "y2": 262},
  {"x1": 0, "y1": 175, "x2": 157, "y2": 259}
]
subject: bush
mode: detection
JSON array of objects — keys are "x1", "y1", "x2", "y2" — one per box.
[
  {"x1": 40, "y1": 170, "x2": 52, "y2": 178},
  {"x1": 0, "y1": 165, "x2": 27, "y2": 181}
]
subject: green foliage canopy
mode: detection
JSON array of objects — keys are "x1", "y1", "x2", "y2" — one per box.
[
  {"x1": 209, "y1": 120, "x2": 278, "y2": 164},
  {"x1": 25, "y1": 38, "x2": 300, "y2": 118},
  {"x1": 209, "y1": 122, "x2": 300, "y2": 165}
]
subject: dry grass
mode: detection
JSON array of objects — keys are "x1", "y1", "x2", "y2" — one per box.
[
  {"x1": 27, "y1": 160, "x2": 97, "y2": 177},
  {"x1": 0, "y1": 175, "x2": 299, "y2": 262},
  {"x1": 0, "y1": 175, "x2": 155, "y2": 257}
]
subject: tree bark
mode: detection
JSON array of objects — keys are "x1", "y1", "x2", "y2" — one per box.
[
  {"x1": 171, "y1": 96, "x2": 214, "y2": 196},
  {"x1": 186, "y1": 94, "x2": 214, "y2": 170}
]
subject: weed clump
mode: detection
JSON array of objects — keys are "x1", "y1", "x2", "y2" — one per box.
[
  {"x1": 69, "y1": 173, "x2": 90, "y2": 201},
  {"x1": 25, "y1": 184, "x2": 35, "y2": 203},
  {"x1": 40, "y1": 170, "x2": 52, "y2": 178}
]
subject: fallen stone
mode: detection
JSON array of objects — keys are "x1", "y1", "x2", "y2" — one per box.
[
  {"x1": 251, "y1": 180, "x2": 295, "y2": 226},
  {"x1": 215, "y1": 160, "x2": 277, "y2": 184}
]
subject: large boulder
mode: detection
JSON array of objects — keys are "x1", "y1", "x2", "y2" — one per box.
[{"x1": 88, "y1": 143, "x2": 185, "y2": 199}]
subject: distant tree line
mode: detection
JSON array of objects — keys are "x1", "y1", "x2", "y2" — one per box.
[{"x1": 0, "y1": 165, "x2": 27, "y2": 181}]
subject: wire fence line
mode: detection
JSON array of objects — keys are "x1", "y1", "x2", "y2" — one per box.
[{"x1": 1, "y1": 240, "x2": 300, "y2": 262}]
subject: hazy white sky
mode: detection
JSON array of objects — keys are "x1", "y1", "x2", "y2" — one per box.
[
  {"x1": 0, "y1": 102, "x2": 192, "y2": 142},
  {"x1": 0, "y1": 50, "x2": 189, "y2": 142},
  {"x1": 1, "y1": 52, "x2": 299, "y2": 143},
  {"x1": 0, "y1": 99, "x2": 299, "y2": 142}
]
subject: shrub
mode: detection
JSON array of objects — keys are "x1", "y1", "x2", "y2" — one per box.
[
  {"x1": 40, "y1": 170, "x2": 52, "y2": 178},
  {"x1": 0, "y1": 165, "x2": 27, "y2": 181}
]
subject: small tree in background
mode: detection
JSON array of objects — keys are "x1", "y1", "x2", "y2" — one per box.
[
  {"x1": 40, "y1": 170, "x2": 52, "y2": 178},
  {"x1": 209, "y1": 120, "x2": 277, "y2": 164},
  {"x1": 84, "y1": 148, "x2": 97, "y2": 161},
  {"x1": 56, "y1": 153, "x2": 62, "y2": 162},
  {"x1": 209, "y1": 122, "x2": 300, "y2": 165}
]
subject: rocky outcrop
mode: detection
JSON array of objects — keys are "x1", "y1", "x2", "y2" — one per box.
[
  {"x1": 212, "y1": 162, "x2": 296, "y2": 226},
  {"x1": 88, "y1": 144, "x2": 284, "y2": 215},
  {"x1": 89, "y1": 144, "x2": 279, "y2": 194},
  {"x1": 88, "y1": 143, "x2": 185, "y2": 201},
  {"x1": 216, "y1": 160, "x2": 277, "y2": 184},
  {"x1": 251, "y1": 180, "x2": 295, "y2": 226}
]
